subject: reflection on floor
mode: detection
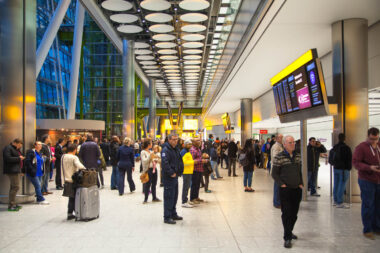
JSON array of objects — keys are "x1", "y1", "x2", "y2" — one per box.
[{"x1": 0, "y1": 162, "x2": 379, "y2": 253}]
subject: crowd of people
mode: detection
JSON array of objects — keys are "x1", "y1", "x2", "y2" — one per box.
[{"x1": 2, "y1": 128, "x2": 380, "y2": 248}]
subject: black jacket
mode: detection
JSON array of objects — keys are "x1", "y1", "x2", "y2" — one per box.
[
  {"x1": 110, "y1": 141, "x2": 120, "y2": 166},
  {"x1": 243, "y1": 149, "x2": 255, "y2": 172},
  {"x1": 55, "y1": 144, "x2": 63, "y2": 161},
  {"x1": 2, "y1": 144, "x2": 22, "y2": 174},
  {"x1": 330, "y1": 142, "x2": 352, "y2": 170},
  {"x1": 117, "y1": 145, "x2": 134, "y2": 170},
  {"x1": 161, "y1": 142, "x2": 184, "y2": 179},
  {"x1": 307, "y1": 144, "x2": 327, "y2": 172},
  {"x1": 228, "y1": 141, "x2": 238, "y2": 158},
  {"x1": 100, "y1": 142, "x2": 110, "y2": 161},
  {"x1": 78, "y1": 140, "x2": 100, "y2": 169}
]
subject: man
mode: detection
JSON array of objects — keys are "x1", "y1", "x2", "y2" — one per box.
[
  {"x1": 352, "y1": 127, "x2": 380, "y2": 240},
  {"x1": 181, "y1": 139, "x2": 194, "y2": 208},
  {"x1": 54, "y1": 138, "x2": 64, "y2": 190},
  {"x1": 220, "y1": 140, "x2": 228, "y2": 169},
  {"x1": 190, "y1": 138, "x2": 208, "y2": 204},
  {"x1": 78, "y1": 133, "x2": 100, "y2": 170},
  {"x1": 272, "y1": 135, "x2": 303, "y2": 249},
  {"x1": 271, "y1": 134, "x2": 284, "y2": 208},
  {"x1": 267, "y1": 135, "x2": 276, "y2": 169},
  {"x1": 227, "y1": 138, "x2": 238, "y2": 176},
  {"x1": 203, "y1": 134, "x2": 214, "y2": 156},
  {"x1": 262, "y1": 138, "x2": 271, "y2": 170},
  {"x1": 110, "y1": 136, "x2": 120, "y2": 190},
  {"x1": 3, "y1": 138, "x2": 25, "y2": 211},
  {"x1": 161, "y1": 134, "x2": 184, "y2": 224},
  {"x1": 40, "y1": 135, "x2": 53, "y2": 195},
  {"x1": 100, "y1": 138, "x2": 110, "y2": 167},
  {"x1": 307, "y1": 137, "x2": 326, "y2": 197},
  {"x1": 329, "y1": 133, "x2": 352, "y2": 209}
]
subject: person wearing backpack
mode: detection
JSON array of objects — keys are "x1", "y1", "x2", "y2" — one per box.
[
  {"x1": 241, "y1": 139, "x2": 255, "y2": 192},
  {"x1": 329, "y1": 133, "x2": 352, "y2": 209}
]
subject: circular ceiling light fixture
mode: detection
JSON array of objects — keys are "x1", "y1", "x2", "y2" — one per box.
[
  {"x1": 181, "y1": 24, "x2": 206, "y2": 33},
  {"x1": 160, "y1": 55, "x2": 179, "y2": 60},
  {"x1": 165, "y1": 69, "x2": 180, "y2": 73},
  {"x1": 179, "y1": 0, "x2": 210, "y2": 11},
  {"x1": 158, "y1": 49, "x2": 177, "y2": 54},
  {"x1": 101, "y1": 0, "x2": 133, "y2": 11},
  {"x1": 152, "y1": 34, "x2": 176, "y2": 41},
  {"x1": 162, "y1": 60, "x2": 179, "y2": 65},
  {"x1": 147, "y1": 73, "x2": 162, "y2": 77},
  {"x1": 185, "y1": 73, "x2": 200, "y2": 76},
  {"x1": 183, "y1": 55, "x2": 202, "y2": 60},
  {"x1": 181, "y1": 34, "x2": 205, "y2": 41},
  {"x1": 117, "y1": 25, "x2": 143, "y2": 34},
  {"x1": 136, "y1": 55, "x2": 155, "y2": 60},
  {"x1": 163, "y1": 65, "x2": 180, "y2": 69},
  {"x1": 156, "y1": 42, "x2": 177, "y2": 49},
  {"x1": 184, "y1": 65, "x2": 200, "y2": 69},
  {"x1": 139, "y1": 60, "x2": 157, "y2": 65},
  {"x1": 168, "y1": 77, "x2": 181, "y2": 80},
  {"x1": 110, "y1": 14, "x2": 138, "y2": 23},
  {"x1": 180, "y1": 13, "x2": 208, "y2": 23},
  {"x1": 134, "y1": 42, "x2": 150, "y2": 48},
  {"x1": 144, "y1": 69, "x2": 161, "y2": 73},
  {"x1": 135, "y1": 49, "x2": 153, "y2": 55},
  {"x1": 186, "y1": 76, "x2": 199, "y2": 80},
  {"x1": 184, "y1": 69, "x2": 200, "y2": 72},
  {"x1": 183, "y1": 42, "x2": 204, "y2": 48},
  {"x1": 145, "y1": 13, "x2": 173, "y2": 23},
  {"x1": 141, "y1": 0, "x2": 171, "y2": 11},
  {"x1": 183, "y1": 49, "x2": 203, "y2": 54},
  {"x1": 166, "y1": 73, "x2": 181, "y2": 77},
  {"x1": 142, "y1": 65, "x2": 159, "y2": 69},
  {"x1": 149, "y1": 24, "x2": 174, "y2": 33},
  {"x1": 184, "y1": 60, "x2": 202, "y2": 65}
]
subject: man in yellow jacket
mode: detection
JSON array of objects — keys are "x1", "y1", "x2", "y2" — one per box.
[{"x1": 181, "y1": 139, "x2": 194, "y2": 208}]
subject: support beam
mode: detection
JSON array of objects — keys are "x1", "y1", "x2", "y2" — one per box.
[
  {"x1": 240, "y1": 98, "x2": 252, "y2": 145},
  {"x1": 36, "y1": 0, "x2": 71, "y2": 77},
  {"x1": 148, "y1": 79, "x2": 156, "y2": 138},
  {"x1": 67, "y1": 0, "x2": 85, "y2": 119},
  {"x1": 122, "y1": 39, "x2": 135, "y2": 139},
  {"x1": 300, "y1": 120, "x2": 308, "y2": 201}
]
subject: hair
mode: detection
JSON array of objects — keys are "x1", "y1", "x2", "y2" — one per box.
[
  {"x1": 243, "y1": 139, "x2": 253, "y2": 153},
  {"x1": 111, "y1": 135, "x2": 119, "y2": 142},
  {"x1": 338, "y1": 133, "x2": 345, "y2": 142},
  {"x1": 368, "y1": 127, "x2": 379, "y2": 137},
  {"x1": 283, "y1": 135, "x2": 294, "y2": 145},
  {"x1": 67, "y1": 143, "x2": 78, "y2": 153},
  {"x1": 271, "y1": 135, "x2": 275, "y2": 138},
  {"x1": 123, "y1": 137, "x2": 131, "y2": 146},
  {"x1": 309, "y1": 137, "x2": 316, "y2": 142},
  {"x1": 13, "y1": 138, "x2": 23, "y2": 144},
  {"x1": 168, "y1": 134, "x2": 178, "y2": 140},
  {"x1": 57, "y1": 138, "x2": 64, "y2": 144},
  {"x1": 86, "y1": 133, "x2": 93, "y2": 141},
  {"x1": 41, "y1": 134, "x2": 49, "y2": 143},
  {"x1": 209, "y1": 134, "x2": 213, "y2": 138},
  {"x1": 73, "y1": 139, "x2": 78, "y2": 144},
  {"x1": 34, "y1": 141, "x2": 42, "y2": 146},
  {"x1": 142, "y1": 138, "x2": 152, "y2": 149},
  {"x1": 153, "y1": 144, "x2": 160, "y2": 152}
]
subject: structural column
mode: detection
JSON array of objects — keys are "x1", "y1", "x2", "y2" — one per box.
[
  {"x1": 147, "y1": 79, "x2": 156, "y2": 138},
  {"x1": 67, "y1": 0, "x2": 85, "y2": 119},
  {"x1": 300, "y1": 120, "x2": 308, "y2": 201},
  {"x1": 122, "y1": 39, "x2": 135, "y2": 139},
  {"x1": 240, "y1": 98, "x2": 253, "y2": 145},
  {"x1": 332, "y1": 19, "x2": 368, "y2": 203}
]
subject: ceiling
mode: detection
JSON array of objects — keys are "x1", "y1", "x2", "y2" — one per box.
[{"x1": 206, "y1": 0, "x2": 380, "y2": 115}]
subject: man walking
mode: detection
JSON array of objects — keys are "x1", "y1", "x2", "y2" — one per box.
[
  {"x1": 352, "y1": 127, "x2": 380, "y2": 240},
  {"x1": 3, "y1": 138, "x2": 25, "y2": 211},
  {"x1": 54, "y1": 138, "x2": 64, "y2": 190},
  {"x1": 161, "y1": 134, "x2": 184, "y2": 224},
  {"x1": 227, "y1": 138, "x2": 238, "y2": 177},
  {"x1": 272, "y1": 135, "x2": 303, "y2": 249},
  {"x1": 271, "y1": 134, "x2": 284, "y2": 208}
]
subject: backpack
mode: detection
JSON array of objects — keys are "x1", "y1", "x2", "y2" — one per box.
[
  {"x1": 239, "y1": 152, "x2": 249, "y2": 167},
  {"x1": 329, "y1": 145, "x2": 343, "y2": 167}
]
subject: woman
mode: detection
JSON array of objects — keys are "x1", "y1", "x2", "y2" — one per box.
[
  {"x1": 61, "y1": 143, "x2": 85, "y2": 220},
  {"x1": 242, "y1": 139, "x2": 256, "y2": 192},
  {"x1": 24, "y1": 141, "x2": 49, "y2": 205},
  {"x1": 117, "y1": 137, "x2": 136, "y2": 196},
  {"x1": 141, "y1": 139, "x2": 160, "y2": 203},
  {"x1": 210, "y1": 143, "x2": 221, "y2": 180}
]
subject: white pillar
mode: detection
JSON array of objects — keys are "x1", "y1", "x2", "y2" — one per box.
[
  {"x1": 36, "y1": 0, "x2": 71, "y2": 77},
  {"x1": 67, "y1": 0, "x2": 85, "y2": 119}
]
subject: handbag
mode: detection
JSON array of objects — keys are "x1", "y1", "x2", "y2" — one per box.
[
  {"x1": 140, "y1": 172, "x2": 149, "y2": 184},
  {"x1": 62, "y1": 182, "x2": 75, "y2": 198}
]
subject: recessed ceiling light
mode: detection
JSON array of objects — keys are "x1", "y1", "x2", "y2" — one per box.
[
  {"x1": 162, "y1": 60, "x2": 179, "y2": 65},
  {"x1": 134, "y1": 42, "x2": 150, "y2": 48},
  {"x1": 158, "y1": 49, "x2": 177, "y2": 54},
  {"x1": 156, "y1": 42, "x2": 177, "y2": 48},
  {"x1": 184, "y1": 60, "x2": 202, "y2": 65},
  {"x1": 145, "y1": 70, "x2": 160, "y2": 73},
  {"x1": 101, "y1": 0, "x2": 133, "y2": 11},
  {"x1": 181, "y1": 34, "x2": 205, "y2": 41},
  {"x1": 179, "y1": 0, "x2": 210, "y2": 11},
  {"x1": 181, "y1": 24, "x2": 206, "y2": 33},
  {"x1": 149, "y1": 24, "x2": 174, "y2": 33},
  {"x1": 183, "y1": 49, "x2": 203, "y2": 54},
  {"x1": 135, "y1": 49, "x2": 153, "y2": 55},
  {"x1": 214, "y1": 33, "x2": 221, "y2": 39},
  {"x1": 215, "y1": 25, "x2": 222, "y2": 31},
  {"x1": 152, "y1": 34, "x2": 177, "y2": 41},
  {"x1": 117, "y1": 25, "x2": 143, "y2": 34},
  {"x1": 183, "y1": 55, "x2": 202, "y2": 60},
  {"x1": 180, "y1": 13, "x2": 208, "y2": 23},
  {"x1": 142, "y1": 65, "x2": 159, "y2": 69},
  {"x1": 136, "y1": 55, "x2": 155, "y2": 60},
  {"x1": 110, "y1": 14, "x2": 138, "y2": 23},
  {"x1": 145, "y1": 13, "x2": 173, "y2": 23},
  {"x1": 183, "y1": 42, "x2": 204, "y2": 48},
  {"x1": 160, "y1": 55, "x2": 179, "y2": 60},
  {"x1": 140, "y1": 0, "x2": 171, "y2": 11},
  {"x1": 139, "y1": 60, "x2": 157, "y2": 65}
]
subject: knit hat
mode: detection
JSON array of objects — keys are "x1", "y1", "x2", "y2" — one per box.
[{"x1": 184, "y1": 139, "x2": 192, "y2": 145}]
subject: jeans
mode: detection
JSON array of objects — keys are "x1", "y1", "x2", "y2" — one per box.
[
  {"x1": 228, "y1": 157, "x2": 237, "y2": 176},
  {"x1": 280, "y1": 187, "x2": 302, "y2": 241},
  {"x1": 358, "y1": 178, "x2": 380, "y2": 233},
  {"x1": 7, "y1": 174, "x2": 20, "y2": 207},
  {"x1": 144, "y1": 169, "x2": 158, "y2": 201},
  {"x1": 118, "y1": 167, "x2": 135, "y2": 194},
  {"x1": 111, "y1": 165, "x2": 119, "y2": 189},
  {"x1": 308, "y1": 171, "x2": 317, "y2": 194},
  {"x1": 243, "y1": 171, "x2": 253, "y2": 187},
  {"x1": 210, "y1": 160, "x2": 220, "y2": 179},
  {"x1": 333, "y1": 169, "x2": 350, "y2": 204},
  {"x1": 221, "y1": 155, "x2": 228, "y2": 168},
  {"x1": 28, "y1": 175, "x2": 45, "y2": 202},
  {"x1": 273, "y1": 181, "x2": 281, "y2": 206},
  {"x1": 190, "y1": 171, "x2": 202, "y2": 201},
  {"x1": 182, "y1": 174, "x2": 192, "y2": 204},
  {"x1": 41, "y1": 167, "x2": 50, "y2": 193},
  {"x1": 163, "y1": 177, "x2": 178, "y2": 220}
]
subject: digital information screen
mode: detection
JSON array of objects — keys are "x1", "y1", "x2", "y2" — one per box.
[{"x1": 271, "y1": 51, "x2": 325, "y2": 117}]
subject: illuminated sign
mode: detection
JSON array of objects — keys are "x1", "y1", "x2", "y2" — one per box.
[
  {"x1": 164, "y1": 119, "x2": 172, "y2": 130},
  {"x1": 183, "y1": 119, "x2": 198, "y2": 130}
]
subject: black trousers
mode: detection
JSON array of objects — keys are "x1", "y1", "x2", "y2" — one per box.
[
  {"x1": 163, "y1": 177, "x2": 178, "y2": 220},
  {"x1": 68, "y1": 196, "x2": 75, "y2": 215},
  {"x1": 204, "y1": 174, "x2": 210, "y2": 191},
  {"x1": 279, "y1": 187, "x2": 302, "y2": 241},
  {"x1": 118, "y1": 167, "x2": 136, "y2": 194},
  {"x1": 228, "y1": 157, "x2": 236, "y2": 176},
  {"x1": 144, "y1": 168, "x2": 157, "y2": 201},
  {"x1": 190, "y1": 171, "x2": 202, "y2": 200},
  {"x1": 55, "y1": 160, "x2": 62, "y2": 188}
]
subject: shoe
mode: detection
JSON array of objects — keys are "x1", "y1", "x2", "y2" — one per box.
[
  {"x1": 189, "y1": 200, "x2": 198, "y2": 205},
  {"x1": 172, "y1": 215, "x2": 183, "y2": 221},
  {"x1": 211, "y1": 177, "x2": 217, "y2": 180},
  {"x1": 284, "y1": 240, "x2": 292, "y2": 248},
  {"x1": 311, "y1": 193, "x2": 320, "y2": 197},
  {"x1": 333, "y1": 202, "x2": 337, "y2": 206},
  {"x1": 38, "y1": 200, "x2": 50, "y2": 205},
  {"x1": 47, "y1": 191, "x2": 53, "y2": 194},
  {"x1": 196, "y1": 198, "x2": 204, "y2": 202},
  {"x1": 152, "y1": 198, "x2": 161, "y2": 202},
  {"x1": 291, "y1": 234, "x2": 298, "y2": 240},
  {"x1": 8, "y1": 206, "x2": 19, "y2": 212},
  {"x1": 164, "y1": 219, "x2": 176, "y2": 224},
  {"x1": 15, "y1": 205, "x2": 22, "y2": 210},
  {"x1": 182, "y1": 202, "x2": 194, "y2": 208},
  {"x1": 317, "y1": 186, "x2": 321, "y2": 189},
  {"x1": 49, "y1": 179, "x2": 54, "y2": 182},
  {"x1": 42, "y1": 192, "x2": 48, "y2": 196},
  {"x1": 142, "y1": 201, "x2": 148, "y2": 204},
  {"x1": 100, "y1": 185, "x2": 104, "y2": 189},
  {"x1": 217, "y1": 176, "x2": 223, "y2": 179},
  {"x1": 244, "y1": 189, "x2": 248, "y2": 192},
  {"x1": 363, "y1": 232, "x2": 375, "y2": 240},
  {"x1": 160, "y1": 183, "x2": 164, "y2": 187},
  {"x1": 374, "y1": 231, "x2": 380, "y2": 235},
  {"x1": 274, "y1": 205, "x2": 281, "y2": 209},
  {"x1": 247, "y1": 188, "x2": 255, "y2": 192},
  {"x1": 233, "y1": 175, "x2": 238, "y2": 177},
  {"x1": 67, "y1": 214, "x2": 75, "y2": 220},
  {"x1": 111, "y1": 187, "x2": 117, "y2": 190},
  {"x1": 56, "y1": 186, "x2": 63, "y2": 190},
  {"x1": 205, "y1": 190, "x2": 212, "y2": 193},
  {"x1": 119, "y1": 193, "x2": 124, "y2": 196},
  {"x1": 336, "y1": 203, "x2": 350, "y2": 209}
]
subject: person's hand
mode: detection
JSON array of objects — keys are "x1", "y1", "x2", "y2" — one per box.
[
  {"x1": 281, "y1": 184, "x2": 286, "y2": 188},
  {"x1": 202, "y1": 159, "x2": 208, "y2": 163},
  {"x1": 299, "y1": 185, "x2": 303, "y2": 189},
  {"x1": 171, "y1": 173, "x2": 176, "y2": 178},
  {"x1": 20, "y1": 173, "x2": 24, "y2": 177},
  {"x1": 370, "y1": 165, "x2": 379, "y2": 172},
  {"x1": 19, "y1": 156, "x2": 25, "y2": 160}
]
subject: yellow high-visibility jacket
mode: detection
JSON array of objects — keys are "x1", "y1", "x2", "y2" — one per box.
[{"x1": 182, "y1": 151, "x2": 194, "y2": 175}]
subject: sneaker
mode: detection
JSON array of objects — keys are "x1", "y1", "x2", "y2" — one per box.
[
  {"x1": 56, "y1": 186, "x2": 63, "y2": 190},
  {"x1": 8, "y1": 206, "x2": 19, "y2": 212},
  {"x1": 311, "y1": 193, "x2": 321, "y2": 197},
  {"x1": 182, "y1": 202, "x2": 193, "y2": 208},
  {"x1": 67, "y1": 214, "x2": 75, "y2": 220},
  {"x1": 291, "y1": 234, "x2": 298, "y2": 240},
  {"x1": 217, "y1": 176, "x2": 223, "y2": 179},
  {"x1": 284, "y1": 240, "x2": 292, "y2": 248},
  {"x1": 38, "y1": 200, "x2": 50, "y2": 205},
  {"x1": 152, "y1": 198, "x2": 161, "y2": 202},
  {"x1": 363, "y1": 232, "x2": 375, "y2": 240},
  {"x1": 15, "y1": 205, "x2": 22, "y2": 210},
  {"x1": 142, "y1": 201, "x2": 148, "y2": 204},
  {"x1": 47, "y1": 191, "x2": 53, "y2": 194},
  {"x1": 336, "y1": 203, "x2": 350, "y2": 209},
  {"x1": 164, "y1": 218, "x2": 176, "y2": 225}
]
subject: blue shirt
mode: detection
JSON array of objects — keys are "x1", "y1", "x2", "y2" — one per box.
[
  {"x1": 180, "y1": 148, "x2": 188, "y2": 158},
  {"x1": 35, "y1": 151, "x2": 43, "y2": 177}
]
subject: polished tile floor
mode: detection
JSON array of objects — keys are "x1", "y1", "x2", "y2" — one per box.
[{"x1": 1, "y1": 162, "x2": 379, "y2": 253}]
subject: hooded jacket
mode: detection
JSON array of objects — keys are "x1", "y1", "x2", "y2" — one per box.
[{"x1": 161, "y1": 142, "x2": 184, "y2": 178}]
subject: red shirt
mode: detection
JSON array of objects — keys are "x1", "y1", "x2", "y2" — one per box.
[
  {"x1": 190, "y1": 146, "x2": 203, "y2": 172},
  {"x1": 352, "y1": 141, "x2": 380, "y2": 184}
]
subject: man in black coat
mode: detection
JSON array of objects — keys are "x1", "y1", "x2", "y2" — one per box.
[
  {"x1": 227, "y1": 138, "x2": 238, "y2": 176},
  {"x1": 307, "y1": 137, "x2": 327, "y2": 197},
  {"x1": 2, "y1": 138, "x2": 25, "y2": 211},
  {"x1": 40, "y1": 134, "x2": 52, "y2": 195},
  {"x1": 100, "y1": 138, "x2": 110, "y2": 166},
  {"x1": 78, "y1": 133, "x2": 100, "y2": 170},
  {"x1": 54, "y1": 138, "x2": 64, "y2": 190}
]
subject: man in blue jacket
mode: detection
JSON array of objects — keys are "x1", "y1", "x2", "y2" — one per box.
[
  {"x1": 79, "y1": 133, "x2": 100, "y2": 170},
  {"x1": 161, "y1": 134, "x2": 184, "y2": 224}
]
